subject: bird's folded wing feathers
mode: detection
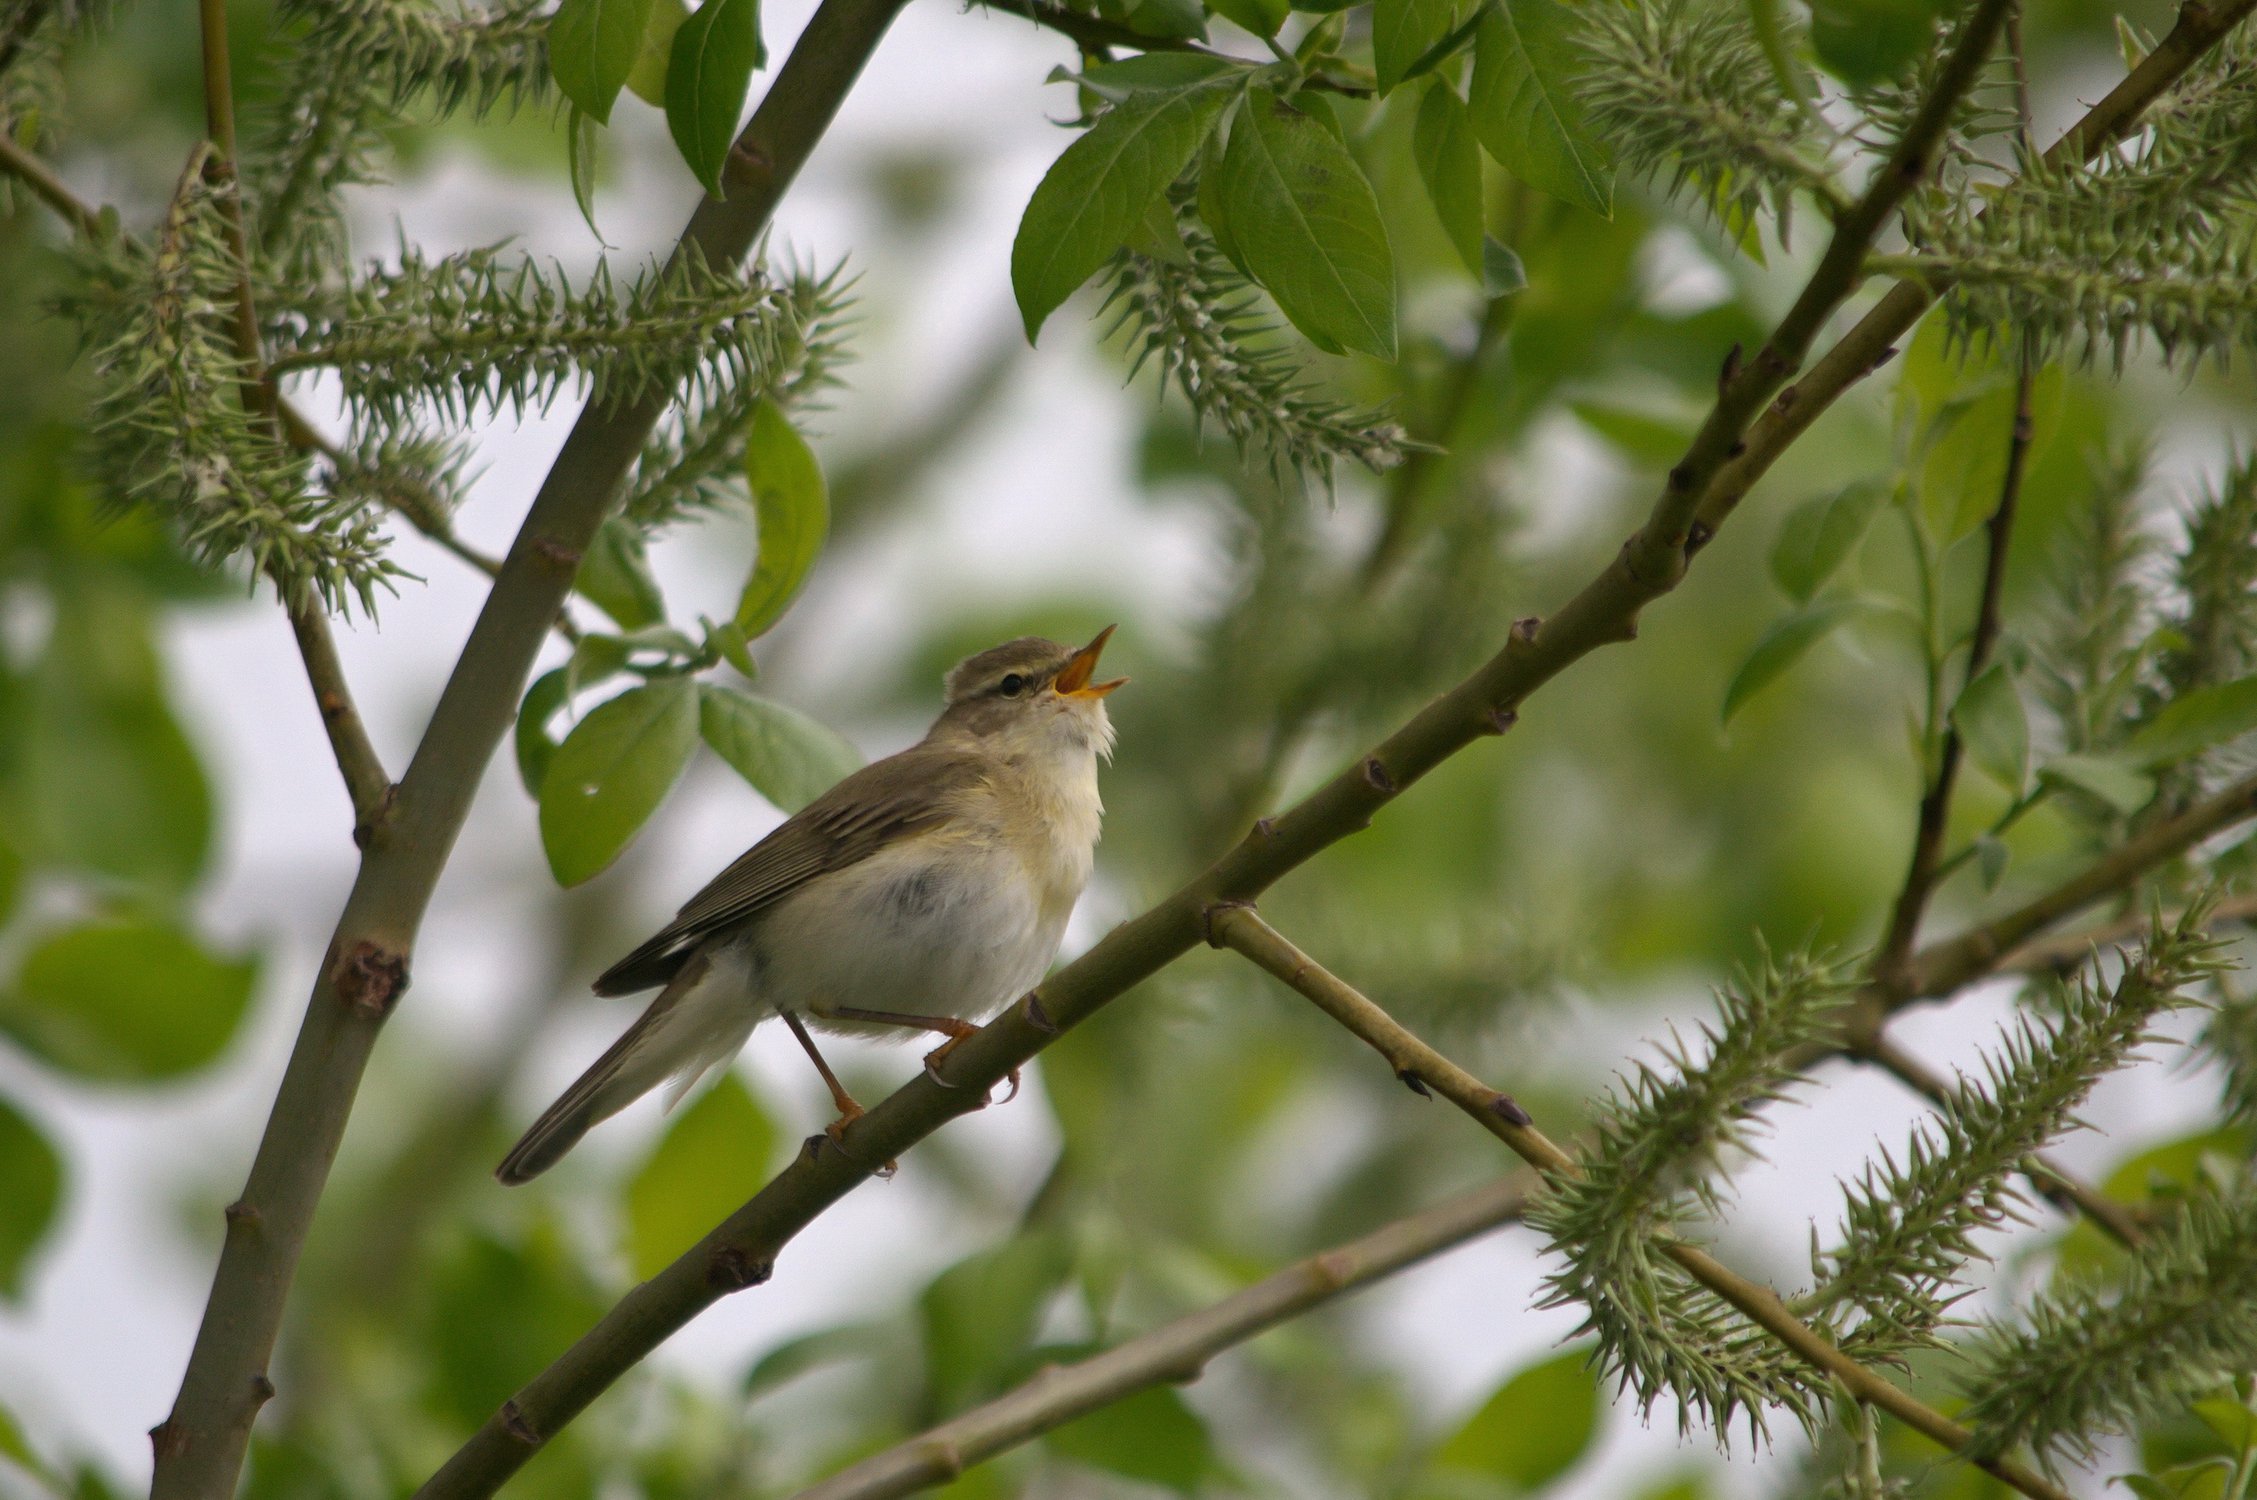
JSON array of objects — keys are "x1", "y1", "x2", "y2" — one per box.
[{"x1": 590, "y1": 746, "x2": 986, "y2": 996}]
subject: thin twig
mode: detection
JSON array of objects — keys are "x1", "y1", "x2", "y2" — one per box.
[
  {"x1": 1874, "y1": 354, "x2": 2037, "y2": 987},
  {"x1": 1207, "y1": 907, "x2": 2071, "y2": 1500},
  {"x1": 1849, "y1": 1030, "x2": 2149, "y2": 1247},
  {"x1": 402, "y1": 17, "x2": 2257, "y2": 1489},
  {"x1": 1905, "y1": 768, "x2": 2257, "y2": 1003},
  {"x1": 791, "y1": 1175, "x2": 1534, "y2": 1500},
  {"x1": 1995, "y1": 889, "x2": 2257, "y2": 979},
  {"x1": 147, "y1": 1, "x2": 915, "y2": 1495},
  {"x1": 0, "y1": 129, "x2": 99, "y2": 235}
]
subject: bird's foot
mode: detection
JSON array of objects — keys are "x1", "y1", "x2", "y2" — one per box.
[
  {"x1": 820, "y1": 1103, "x2": 895, "y2": 1178},
  {"x1": 922, "y1": 1033, "x2": 1021, "y2": 1106}
]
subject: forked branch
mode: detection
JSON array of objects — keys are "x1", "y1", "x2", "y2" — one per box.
[{"x1": 1207, "y1": 907, "x2": 2070, "y2": 1500}]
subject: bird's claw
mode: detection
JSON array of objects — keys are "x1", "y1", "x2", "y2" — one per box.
[
  {"x1": 821, "y1": 1105, "x2": 895, "y2": 1178},
  {"x1": 922, "y1": 1039, "x2": 1021, "y2": 1108}
]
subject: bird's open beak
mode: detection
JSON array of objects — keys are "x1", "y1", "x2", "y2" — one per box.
[{"x1": 1055, "y1": 624, "x2": 1127, "y2": 698}]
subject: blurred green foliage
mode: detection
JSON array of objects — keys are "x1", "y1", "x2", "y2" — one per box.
[{"x1": 4, "y1": 0, "x2": 2257, "y2": 1495}]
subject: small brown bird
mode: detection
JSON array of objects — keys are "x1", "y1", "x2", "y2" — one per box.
[{"x1": 497, "y1": 627, "x2": 1125, "y2": 1184}]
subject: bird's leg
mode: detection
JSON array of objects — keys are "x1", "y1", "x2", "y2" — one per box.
[
  {"x1": 781, "y1": 1011, "x2": 894, "y2": 1176},
  {"x1": 823, "y1": 1007, "x2": 1021, "y2": 1104}
]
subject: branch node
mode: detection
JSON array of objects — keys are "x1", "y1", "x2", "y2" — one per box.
[
  {"x1": 1397, "y1": 1068, "x2": 1432, "y2": 1097},
  {"x1": 919, "y1": 1438, "x2": 966, "y2": 1479},
  {"x1": 150, "y1": 1420, "x2": 188, "y2": 1461},
  {"x1": 1487, "y1": 1091, "x2": 1533, "y2": 1127},
  {"x1": 531, "y1": 536, "x2": 582, "y2": 572},
  {"x1": 1252, "y1": 815, "x2": 1279, "y2": 839},
  {"x1": 1482, "y1": 706, "x2": 1519, "y2": 735},
  {"x1": 1362, "y1": 757, "x2": 1397, "y2": 795},
  {"x1": 352, "y1": 784, "x2": 400, "y2": 850},
  {"x1": 1871, "y1": 345, "x2": 1900, "y2": 371},
  {"x1": 331, "y1": 941, "x2": 409, "y2": 1018},
  {"x1": 1718, "y1": 341, "x2": 1744, "y2": 389},
  {"x1": 1685, "y1": 520, "x2": 1716, "y2": 557},
  {"x1": 706, "y1": 1244, "x2": 775, "y2": 1292},
  {"x1": 223, "y1": 1199, "x2": 260, "y2": 1231},
  {"x1": 1201, "y1": 899, "x2": 1254, "y2": 948},
  {"x1": 248, "y1": 1374, "x2": 275, "y2": 1408},
  {"x1": 1773, "y1": 384, "x2": 1801, "y2": 414},
  {"x1": 499, "y1": 1399, "x2": 540, "y2": 1447},
  {"x1": 1509, "y1": 616, "x2": 1542, "y2": 648},
  {"x1": 1311, "y1": 1249, "x2": 1358, "y2": 1290},
  {"x1": 1666, "y1": 463, "x2": 1696, "y2": 492},
  {"x1": 1022, "y1": 991, "x2": 1058, "y2": 1034}
]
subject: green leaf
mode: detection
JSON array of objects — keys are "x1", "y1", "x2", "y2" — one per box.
[
  {"x1": 549, "y1": 0, "x2": 658, "y2": 124},
  {"x1": 538, "y1": 677, "x2": 700, "y2": 886},
  {"x1": 666, "y1": 0, "x2": 764, "y2": 195},
  {"x1": 1, "y1": 918, "x2": 257, "y2": 1081},
  {"x1": 1376, "y1": 0, "x2": 1466, "y2": 93},
  {"x1": 1197, "y1": 134, "x2": 1247, "y2": 274},
  {"x1": 1431, "y1": 1347, "x2": 1602, "y2": 1488},
  {"x1": 735, "y1": 399, "x2": 828, "y2": 638},
  {"x1": 921, "y1": 1231, "x2": 1075, "y2": 1411},
  {"x1": 1482, "y1": 237, "x2": 1526, "y2": 297},
  {"x1": 1952, "y1": 664, "x2": 2028, "y2": 791},
  {"x1": 1918, "y1": 364, "x2": 2063, "y2": 541},
  {"x1": 1011, "y1": 77, "x2": 1240, "y2": 341},
  {"x1": 624, "y1": 1072, "x2": 775, "y2": 1279},
  {"x1": 698, "y1": 684, "x2": 861, "y2": 812},
  {"x1": 21, "y1": 588, "x2": 210, "y2": 892},
  {"x1": 566, "y1": 106, "x2": 606, "y2": 242},
  {"x1": 625, "y1": 0, "x2": 689, "y2": 104},
  {"x1": 741, "y1": 1323, "x2": 893, "y2": 1398},
  {"x1": 1468, "y1": 0, "x2": 1613, "y2": 217},
  {"x1": 1413, "y1": 79, "x2": 1483, "y2": 274},
  {"x1": 1807, "y1": 0, "x2": 1946, "y2": 85},
  {"x1": 1570, "y1": 401, "x2": 1694, "y2": 462},
  {"x1": 0, "y1": 1094, "x2": 62, "y2": 1299},
  {"x1": 2124, "y1": 675, "x2": 2257, "y2": 769},
  {"x1": 2038, "y1": 752, "x2": 2155, "y2": 816},
  {"x1": 1721, "y1": 598, "x2": 1865, "y2": 725},
  {"x1": 1769, "y1": 479, "x2": 1886, "y2": 603},
  {"x1": 1974, "y1": 833, "x2": 2010, "y2": 891},
  {"x1": 1207, "y1": 0, "x2": 1288, "y2": 38},
  {"x1": 1217, "y1": 88, "x2": 1397, "y2": 359},
  {"x1": 516, "y1": 668, "x2": 573, "y2": 796},
  {"x1": 577, "y1": 517, "x2": 666, "y2": 629},
  {"x1": 1049, "y1": 1385, "x2": 1214, "y2": 1489},
  {"x1": 1124, "y1": 0, "x2": 1209, "y2": 40}
]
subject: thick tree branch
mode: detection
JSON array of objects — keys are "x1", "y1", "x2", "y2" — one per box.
[
  {"x1": 146, "y1": 1, "x2": 912, "y2": 1494},
  {"x1": 1208, "y1": 907, "x2": 2070, "y2": 1500},
  {"x1": 1875, "y1": 359, "x2": 2035, "y2": 986},
  {"x1": 407, "y1": 14, "x2": 2257, "y2": 1489},
  {"x1": 791, "y1": 1175, "x2": 1533, "y2": 1500}
]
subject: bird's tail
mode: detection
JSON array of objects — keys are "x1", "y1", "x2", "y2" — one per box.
[{"x1": 496, "y1": 954, "x2": 756, "y2": 1185}]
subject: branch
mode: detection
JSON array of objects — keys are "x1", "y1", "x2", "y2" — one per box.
[
  {"x1": 1626, "y1": 0, "x2": 2014, "y2": 579},
  {"x1": 1904, "y1": 767, "x2": 2257, "y2": 1003},
  {"x1": 1692, "y1": 0, "x2": 2257, "y2": 543},
  {"x1": 407, "y1": 14, "x2": 2257, "y2": 1489},
  {"x1": 790, "y1": 1175, "x2": 1534, "y2": 1500},
  {"x1": 966, "y1": 0, "x2": 1371, "y2": 93},
  {"x1": 1874, "y1": 357, "x2": 2036, "y2": 986},
  {"x1": 147, "y1": 0, "x2": 913, "y2": 1493},
  {"x1": 0, "y1": 129, "x2": 99, "y2": 235},
  {"x1": 1207, "y1": 908, "x2": 2070, "y2": 1500},
  {"x1": 1849, "y1": 1030, "x2": 2149, "y2": 1248},
  {"x1": 1994, "y1": 889, "x2": 2257, "y2": 980}
]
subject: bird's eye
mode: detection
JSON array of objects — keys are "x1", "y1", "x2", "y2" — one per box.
[{"x1": 997, "y1": 673, "x2": 1027, "y2": 698}]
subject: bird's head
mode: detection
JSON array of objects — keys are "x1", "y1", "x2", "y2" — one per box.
[{"x1": 935, "y1": 626, "x2": 1125, "y2": 758}]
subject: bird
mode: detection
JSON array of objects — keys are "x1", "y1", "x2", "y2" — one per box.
[{"x1": 496, "y1": 626, "x2": 1126, "y2": 1185}]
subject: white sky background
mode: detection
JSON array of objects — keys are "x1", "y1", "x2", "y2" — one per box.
[{"x1": 0, "y1": 5, "x2": 2239, "y2": 1496}]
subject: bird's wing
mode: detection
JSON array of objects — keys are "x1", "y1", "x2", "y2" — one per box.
[{"x1": 590, "y1": 744, "x2": 987, "y2": 996}]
